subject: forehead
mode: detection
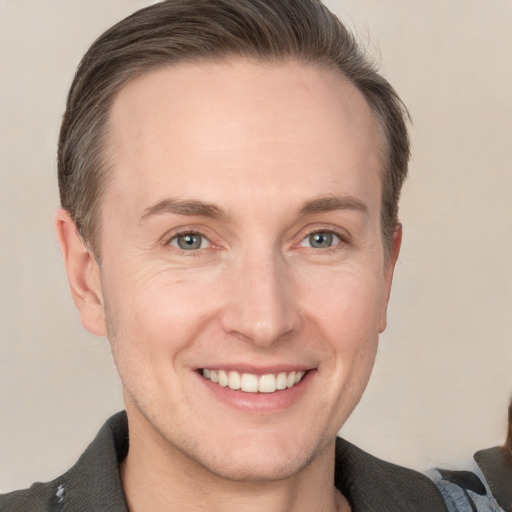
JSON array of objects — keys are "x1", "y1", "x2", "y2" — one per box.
[{"x1": 105, "y1": 58, "x2": 383, "y2": 215}]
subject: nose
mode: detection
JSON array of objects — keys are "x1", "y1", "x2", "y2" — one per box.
[{"x1": 220, "y1": 248, "x2": 301, "y2": 348}]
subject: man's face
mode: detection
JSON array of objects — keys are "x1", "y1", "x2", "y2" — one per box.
[{"x1": 93, "y1": 59, "x2": 398, "y2": 480}]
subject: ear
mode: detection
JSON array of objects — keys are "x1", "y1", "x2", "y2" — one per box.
[
  {"x1": 379, "y1": 223, "x2": 402, "y2": 333},
  {"x1": 54, "y1": 208, "x2": 107, "y2": 337}
]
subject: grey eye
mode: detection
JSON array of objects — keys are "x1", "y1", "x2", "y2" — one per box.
[
  {"x1": 301, "y1": 231, "x2": 340, "y2": 249},
  {"x1": 170, "y1": 233, "x2": 208, "y2": 250}
]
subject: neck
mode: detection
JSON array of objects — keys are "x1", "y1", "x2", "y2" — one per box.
[{"x1": 120, "y1": 410, "x2": 350, "y2": 512}]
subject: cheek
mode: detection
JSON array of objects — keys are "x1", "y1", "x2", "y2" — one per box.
[
  {"x1": 103, "y1": 265, "x2": 222, "y2": 357},
  {"x1": 102, "y1": 271, "x2": 220, "y2": 407},
  {"x1": 301, "y1": 268, "x2": 386, "y2": 344},
  {"x1": 297, "y1": 270, "x2": 383, "y2": 429},
  {"x1": 298, "y1": 266, "x2": 384, "y2": 400}
]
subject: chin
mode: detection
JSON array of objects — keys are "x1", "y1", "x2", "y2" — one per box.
[
  {"x1": 177, "y1": 426, "x2": 327, "y2": 483},
  {"x1": 195, "y1": 444, "x2": 316, "y2": 483}
]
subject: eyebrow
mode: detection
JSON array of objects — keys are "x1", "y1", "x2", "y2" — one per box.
[
  {"x1": 139, "y1": 198, "x2": 228, "y2": 224},
  {"x1": 299, "y1": 195, "x2": 369, "y2": 216},
  {"x1": 139, "y1": 194, "x2": 368, "y2": 224}
]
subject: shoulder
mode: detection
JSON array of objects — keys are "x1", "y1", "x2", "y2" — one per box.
[
  {"x1": 428, "y1": 466, "x2": 494, "y2": 512},
  {"x1": 0, "y1": 412, "x2": 129, "y2": 512},
  {"x1": 0, "y1": 480, "x2": 65, "y2": 512},
  {"x1": 428, "y1": 452, "x2": 508, "y2": 512},
  {"x1": 474, "y1": 446, "x2": 512, "y2": 512},
  {"x1": 335, "y1": 437, "x2": 449, "y2": 512}
]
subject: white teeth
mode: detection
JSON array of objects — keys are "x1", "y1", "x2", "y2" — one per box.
[
  {"x1": 228, "y1": 371, "x2": 241, "y2": 390},
  {"x1": 258, "y1": 374, "x2": 276, "y2": 393},
  {"x1": 218, "y1": 370, "x2": 228, "y2": 387},
  {"x1": 202, "y1": 369, "x2": 307, "y2": 393},
  {"x1": 276, "y1": 372, "x2": 287, "y2": 390},
  {"x1": 241, "y1": 373, "x2": 259, "y2": 393}
]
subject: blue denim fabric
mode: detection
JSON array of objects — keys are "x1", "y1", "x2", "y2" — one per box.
[{"x1": 428, "y1": 463, "x2": 505, "y2": 512}]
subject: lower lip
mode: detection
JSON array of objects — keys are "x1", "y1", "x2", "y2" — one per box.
[{"x1": 196, "y1": 370, "x2": 314, "y2": 413}]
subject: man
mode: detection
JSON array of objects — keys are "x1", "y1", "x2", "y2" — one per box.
[{"x1": 0, "y1": 1, "x2": 449, "y2": 510}]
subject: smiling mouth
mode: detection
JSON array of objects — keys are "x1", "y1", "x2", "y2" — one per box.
[{"x1": 201, "y1": 369, "x2": 307, "y2": 393}]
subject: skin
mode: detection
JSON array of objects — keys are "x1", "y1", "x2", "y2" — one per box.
[{"x1": 56, "y1": 59, "x2": 401, "y2": 512}]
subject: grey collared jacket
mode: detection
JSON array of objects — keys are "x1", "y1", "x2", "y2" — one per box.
[{"x1": 1, "y1": 411, "x2": 448, "y2": 511}]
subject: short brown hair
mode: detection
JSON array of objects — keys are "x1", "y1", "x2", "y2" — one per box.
[{"x1": 58, "y1": 0, "x2": 410, "y2": 256}]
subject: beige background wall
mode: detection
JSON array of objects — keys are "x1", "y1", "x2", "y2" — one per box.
[{"x1": 1, "y1": 0, "x2": 511, "y2": 492}]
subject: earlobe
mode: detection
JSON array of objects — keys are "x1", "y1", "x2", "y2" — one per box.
[
  {"x1": 379, "y1": 223, "x2": 403, "y2": 333},
  {"x1": 54, "y1": 208, "x2": 107, "y2": 337}
]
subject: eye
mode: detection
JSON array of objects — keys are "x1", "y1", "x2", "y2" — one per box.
[
  {"x1": 300, "y1": 231, "x2": 341, "y2": 249},
  {"x1": 169, "y1": 232, "x2": 210, "y2": 251}
]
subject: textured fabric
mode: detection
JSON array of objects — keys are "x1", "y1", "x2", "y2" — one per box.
[
  {"x1": 429, "y1": 464, "x2": 504, "y2": 512},
  {"x1": 474, "y1": 447, "x2": 512, "y2": 512},
  {"x1": 0, "y1": 412, "x2": 130, "y2": 512},
  {"x1": 429, "y1": 447, "x2": 512, "y2": 512},
  {"x1": 334, "y1": 438, "x2": 449, "y2": 511},
  {"x1": 1, "y1": 411, "x2": 448, "y2": 511}
]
